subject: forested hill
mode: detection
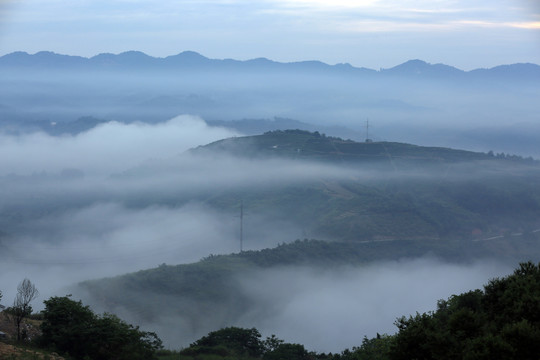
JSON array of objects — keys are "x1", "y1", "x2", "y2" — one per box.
[
  {"x1": 192, "y1": 129, "x2": 531, "y2": 164},
  {"x1": 77, "y1": 238, "x2": 540, "y2": 353},
  {"x1": 185, "y1": 130, "x2": 540, "y2": 243},
  {"x1": 74, "y1": 131, "x2": 540, "y2": 352}
]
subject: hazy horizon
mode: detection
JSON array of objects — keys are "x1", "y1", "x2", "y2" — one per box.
[{"x1": 3, "y1": 49, "x2": 539, "y2": 70}]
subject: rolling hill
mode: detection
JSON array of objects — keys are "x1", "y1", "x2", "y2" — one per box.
[
  {"x1": 75, "y1": 130, "x2": 540, "y2": 348},
  {"x1": 185, "y1": 130, "x2": 540, "y2": 242}
]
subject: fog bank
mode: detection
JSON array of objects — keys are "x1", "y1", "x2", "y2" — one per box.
[
  {"x1": 235, "y1": 259, "x2": 513, "y2": 353},
  {"x1": 0, "y1": 115, "x2": 238, "y2": 176}
]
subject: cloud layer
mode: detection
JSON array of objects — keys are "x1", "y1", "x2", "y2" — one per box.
[
  {"x1": 0, "y1": 115, "x2": 349, "y2": 306},
  {"x1": 0, "y1": 115, "x2": 526, "y2": 352},
  {"x1": 0, "y1": 116, "x2": 239, "y2": 303},
  {"x1": 236, "y1": 259, "x2": 513, "y2": 352},
  {"x1": 0, "y1": 115, "x2": 237, "y2": 176}
]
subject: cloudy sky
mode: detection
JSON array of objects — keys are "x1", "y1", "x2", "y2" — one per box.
[{"x1": 0, "y1": 1, "x2": 539, "y2": 69}]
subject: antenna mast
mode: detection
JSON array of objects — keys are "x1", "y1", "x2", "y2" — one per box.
[
  {"x1": 365, "y1": 118, "x2": 373, "y2": 143},
  {"x1": 366, "y1": 119, "x2": 369, "y2": 140},
  {"x1": 240, "y1": 200, "x2": 243, "y2": 253}
]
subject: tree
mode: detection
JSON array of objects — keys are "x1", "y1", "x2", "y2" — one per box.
[
  {"x1": 389, "y1": 262, "x2": 540, "y2": 360},
  {"x1": 7, "y1": 278, "x2": 38, "y2": 341},
  {"x1": 263, "y1": 334, "x2": 285, "y2": 352},
  {"x1": 263, "y1": 343, "x2": 310, "y2": 360},
  {"x1": 39, "y1": 295, "x2": 162, "y2": 360},
  {"x1": 183, "y1": 327, "x2": 265, "y2": 358},
  {"x1": 39, "y1": 295, "x2": 97, "y2": 357},
  {"x1": 336, "y1": 335, "x2": 394, "y2": 360}
]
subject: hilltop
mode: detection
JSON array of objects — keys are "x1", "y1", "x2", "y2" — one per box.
[{"x1": 193, "y1": 129, "x2": 495, "y2": 163}]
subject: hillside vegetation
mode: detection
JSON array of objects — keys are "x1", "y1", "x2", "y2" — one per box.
[
  {"x1": 159, "y1": 261, "x2": 540, "y2": 360},
  {"x1": 79, "y1": 235, "x2": 540, "y2": 339},
  {"x1": 194, "y1": 129, "x2": 495, "y2": 163},
  {"x1": 189, "y1": 130, "x2": 540, "y2": 241},
  {"x1": 3, "y1": 262, "x2": 539, "y2": 359}
]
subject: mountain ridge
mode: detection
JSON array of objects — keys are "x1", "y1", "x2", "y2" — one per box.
[{"x1": 1, "y1": 50, "x2": 539, "y2": 79}]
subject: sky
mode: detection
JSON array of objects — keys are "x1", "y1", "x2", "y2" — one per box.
[{"x1": 0, "y1": 0, "x2": 539, "y2": 70}]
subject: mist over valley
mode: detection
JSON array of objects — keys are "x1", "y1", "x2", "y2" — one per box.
[
  {"x1": 2, "y1": 51, "x2": 540, "y2": 157},
  {"x1": 1, "y1": 52, "x2": 540, "y2": 355}
]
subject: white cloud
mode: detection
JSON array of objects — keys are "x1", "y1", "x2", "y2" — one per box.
[
  {"x1": 265, "y1": 0, "x2": 539, "y2": 33},
  {"x1": 0, "y1": 115, "x2": 238, "y2": 176},
  {"x1": 272, "y1": 0, "x2": 379, "y2": 10},
  {"x1": 237, "y1": 259, "x2": 513, "y2": 352},
  {"x1": 0, "y1": 202, "x2": 243, "y2": 306}
]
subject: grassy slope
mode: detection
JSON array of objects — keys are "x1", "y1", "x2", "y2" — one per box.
[{"x1": 0, "y1": 342, "x2": 65, "y2": 360}]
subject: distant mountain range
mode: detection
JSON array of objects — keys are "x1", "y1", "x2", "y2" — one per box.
[
  {"x1": 2, "y1": 50, "x2": 539, "y2": 159},
  {"x1": 1, "y1": 51, "x2": 539, "y2": 80}
]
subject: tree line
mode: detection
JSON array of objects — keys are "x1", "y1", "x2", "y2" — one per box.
[
  {"x1": 159, "y1": 262, "x2": 540, "y2": 360},
  {"x1": 1, "y1": 279, "x2": 162, "y2": 360},
  {"x1": 1, "y1": 261, "x2": 540, "y2": 360}
]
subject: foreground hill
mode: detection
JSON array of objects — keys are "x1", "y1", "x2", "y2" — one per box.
[
  {"x1": 78, "y1": 236, "x2": 540, "y2": 351},
  {"x1": 157, "y1": 261, "x2": 540, "y2": 360}
]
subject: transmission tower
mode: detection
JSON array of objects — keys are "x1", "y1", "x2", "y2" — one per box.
[
  {"x1": 239, "y1": 200, "x2": 243, "y2": 253},
  {"x1": 365, "y1": 119, "x2": 373, "y2": 143}
]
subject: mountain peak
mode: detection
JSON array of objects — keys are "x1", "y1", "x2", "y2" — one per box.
[
  {"x1": 118, "y1": 50, "x2": 151, "y2": 58},
  {"x1": 403, "y1": 59, "x2": 428, "y2": 66},
  {"x1": 170, "y1": 51, "x2": 208, "y2": 60},
  {"x1": 163, "y1": 51, "x2": 210, "y2": 66},
  {"x1": 382, "y1": 59, "x2": 464, "y2": 77}
]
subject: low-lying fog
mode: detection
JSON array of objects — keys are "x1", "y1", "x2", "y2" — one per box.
[
  {"x1": 0, "y1": 116, "x2": 307, "y2": 299},
  {"x1": 88, "y1": 258, "x2": 512, "y2": 353},
  {"x1": 236, "y1": 259, "x2": 512, "y2": 353},
  {"x1": 0, "y1": 115, "x2": 527, "y2": 352},
  {"x1": 2, "y1": 63, "x2": 540, "y2": 158},
  {"x1": 0, "y1": 116, "x2": 343, "y2": 297}
]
